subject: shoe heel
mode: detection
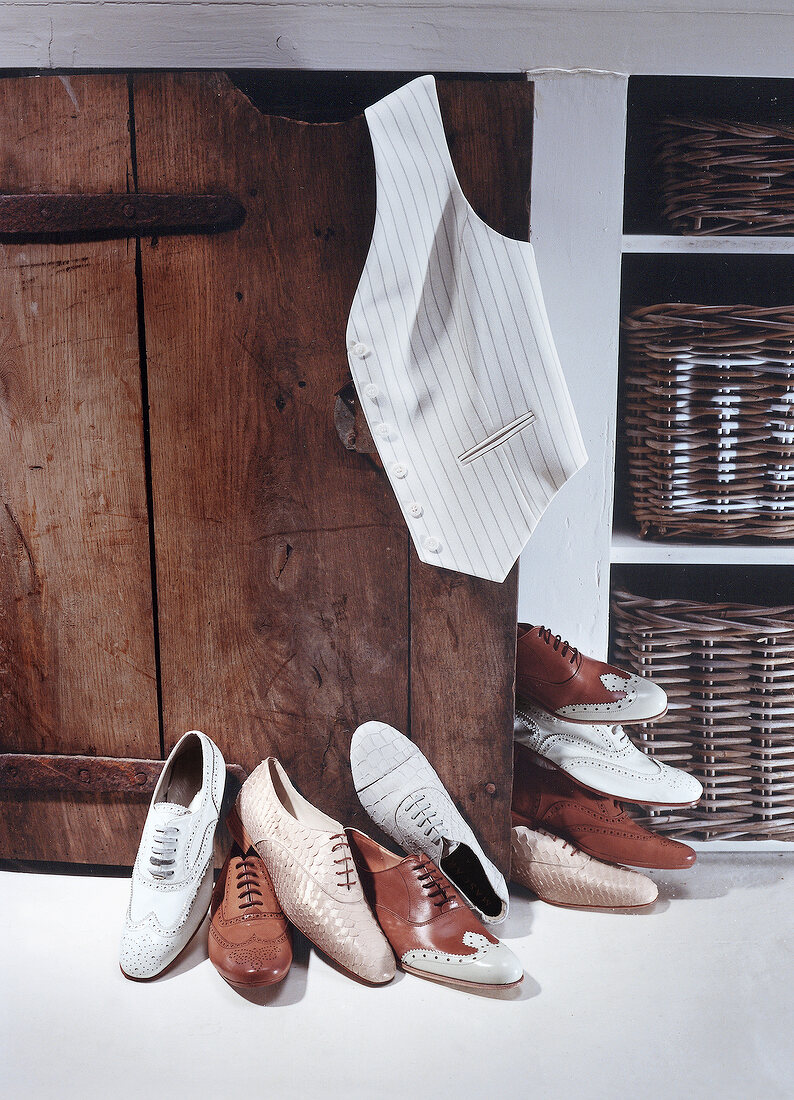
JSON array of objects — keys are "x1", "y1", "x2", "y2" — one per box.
[
  {"x1": 226, "y1": 802, "x2": 254, "y2": 852},
  {"x1": 510, "y1": 809, "x2": 536, "y2": 830}
]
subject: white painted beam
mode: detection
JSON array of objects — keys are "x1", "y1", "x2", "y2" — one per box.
[
  {"x1": 516, "y1": 72, "x2": 628, "y2": 658},
  {"x1": 2, "y1": 7, "x2": 794, "y2": 76}
]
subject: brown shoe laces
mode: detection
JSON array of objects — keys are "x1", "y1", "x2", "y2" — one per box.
[
  {"x1": 331, "y1": 834, "x2": 356, "y2": 890},
  {"x1": 414, "y1": 858, "x2": 455, "y2": 910},
  {"x1": 537, "y1": 625, "x2": 579, "y2": 664},
  {"x1": 235, "y1": 853, "x2": 265, "y2": 910}
]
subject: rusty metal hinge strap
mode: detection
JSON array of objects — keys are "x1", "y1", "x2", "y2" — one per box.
[{"x1": 0, "y1": 192, "x2": 245, "y2": 237}]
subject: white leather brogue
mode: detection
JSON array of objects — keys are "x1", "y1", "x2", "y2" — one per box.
[
  {"x1": 514, "y1": 702, "x2": 703, "y2": 807},
  {"x1": 350, "y1": 721, "x2": 509, "y2": 924},
  {"x1": 119, "y1": 730, "x2": 226, "y2": 981}
]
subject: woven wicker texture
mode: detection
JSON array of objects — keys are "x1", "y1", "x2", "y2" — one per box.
[
  {"x1": 621, "y1": 303, "x2": 794, "y2": 539},
  {"x1": 611, "y1": 588, "x2": 794, "y2": 841},
  {"x1": 656, "y1": 116, "x2": 794, "y2": 235}
]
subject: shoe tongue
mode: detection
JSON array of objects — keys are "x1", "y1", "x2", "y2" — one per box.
[{"x1": 152, "y1": 801, "x2": 191, "y2": 823}]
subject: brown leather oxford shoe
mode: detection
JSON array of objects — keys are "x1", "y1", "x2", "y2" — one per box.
[
  {"x1": 512, "y1": 742, "x2": 696, "y2": 870},
  {"x1": 208, "y1": 810, "x2": 293, "y2": 988}
]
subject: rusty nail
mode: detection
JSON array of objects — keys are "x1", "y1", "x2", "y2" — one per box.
[
  {"x1": 122, "y1": 203, "x2": 135, "y2": 218},
  {"x1": 78, "y1": 768, "x2": 90, "y2": 784},
  {"x1": 134, "y1": 771, "x2": 148, "y2": 785},
  {"x1": 485, "y1": 782, "x2": 497, "y2": 795}
]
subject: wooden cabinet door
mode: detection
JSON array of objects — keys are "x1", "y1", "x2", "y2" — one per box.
[
  {"x1": 1, "y1": 72, "x2": 529, "y2": 873},
  {"x1": 0, "y1": 74, "x2": 160, "y2": 864}
]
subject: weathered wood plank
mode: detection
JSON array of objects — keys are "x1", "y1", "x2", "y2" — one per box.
[
  {"x1": 0, "y1": 74, "x2": 160, "y2": 863},
  {"x1": 132, "y1": 72, "x2": 410, "y2": 834},
  {"x1": 0, "y1": 75, "x2": 159, "y2": 756}
]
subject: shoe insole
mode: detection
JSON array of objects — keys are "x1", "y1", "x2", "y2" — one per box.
[
  {"x1": 161, "y1": 738, "x2": 204, "y2": 810},
  {"x1": 441, "y1": 844, "x2": 502, "y2": 918}
]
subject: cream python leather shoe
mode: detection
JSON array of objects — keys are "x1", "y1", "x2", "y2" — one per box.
[
  {"x1": 511, "y1": 825, "x2": 658, "y2": 910},
  {"x1": 237, "y1": 758, "x2": 395, "y2": 985}
]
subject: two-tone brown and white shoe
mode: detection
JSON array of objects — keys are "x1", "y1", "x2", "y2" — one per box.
[
  {"x1": 516, "y1": 623, "x2": 668, "y2": 724},
  {"x1": 348, "y1": 830, "x2": 523, "y2": 991},
  {"x1": 237, "y1": 758, "x2": 395, "y2": 985}
]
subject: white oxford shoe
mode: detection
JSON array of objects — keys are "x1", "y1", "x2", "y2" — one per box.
[
  {"x1": 350, "y1": 721, "x2": 509, "y2": 924},
  {"x1": 514, "y1": 702, "x2": 703, "y2": 807},
  {"x1": 120, "y1": 730, "x2": 226, "y2": 980}
]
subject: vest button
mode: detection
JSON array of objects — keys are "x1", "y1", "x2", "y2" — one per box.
[
  {"x1": 364, "y1": 383, "x2": 379, "y2": 400},
  {"x1": 408, "y1": 502, "x2": 423, "y2": 518},
  {"x1": 423, "y1": 536, "x2": 441, "y2": 553},
  {"x1": 391, "y1": 463, "x2": 408, "y2": 479},
  {"x1": 374, "y1": 422, "x2": 391, "y2": 438},
  {"x1": 351, "y1": 341, "x2": 369, "y2": 357}
]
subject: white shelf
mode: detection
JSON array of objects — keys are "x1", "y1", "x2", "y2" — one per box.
[
  {"x1": 688, "y1": 839, "x2": 793, "y2": 852},
  {"x1": 622, "y1": 233, "x2": 794, "y2": 255},
  {"x1": 611, "y1": 528, "x2": 794, "y2": 565}
]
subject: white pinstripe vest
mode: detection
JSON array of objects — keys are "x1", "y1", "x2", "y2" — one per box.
[{"x1": 346, "y1": 75, "x2": 588, "y2": 583}]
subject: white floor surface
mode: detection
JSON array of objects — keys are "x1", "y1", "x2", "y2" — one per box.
[{"x1": 2, "y1": 854, "x2": 792, "y2": 1100}]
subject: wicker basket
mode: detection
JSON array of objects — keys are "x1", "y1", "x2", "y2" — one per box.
[
  {"x1": 612, "y1": 588, "x2": 794, "y2": 841},
  {"x1": 621, "y1": 303, "x2": 794, "y2": 540},
  {"x1": 656, "y1": 116, "x2": 794, "y2": 235}
]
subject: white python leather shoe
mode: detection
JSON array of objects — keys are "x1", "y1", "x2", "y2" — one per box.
[
  {"x1": 350, "y1": 721, "x2": 509, "y2": 924},
  {"x1": 237, "y1": 758, "x2": 396, "y2": 985},
  {"x1": 514, "y1": 702, "x2": 703, "y2": 807},
  {"x1": 511, "y1": 826, "x2": 658, "y2": 910},
  {"x1": 120, "y1": 730, "x2": 226, "y2": 980}
]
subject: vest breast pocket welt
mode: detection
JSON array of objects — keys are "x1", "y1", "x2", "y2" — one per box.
[{"x1": 346, "y1": 74, "x2": 588, "y2": 583}]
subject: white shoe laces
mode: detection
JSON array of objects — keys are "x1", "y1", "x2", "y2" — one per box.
[{"x1": 149, "y1": 824, "x2": 180, "y2": 878}]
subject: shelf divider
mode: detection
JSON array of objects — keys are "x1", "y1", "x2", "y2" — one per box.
[{"x1": 623, "y1": 233, "x2": 794, "y2": 255}]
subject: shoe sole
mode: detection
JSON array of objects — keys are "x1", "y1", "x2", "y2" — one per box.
[
  {"x1": 350, "y1": 724, "x2": 465, "y2": 848},
  {"x1": 220, "y1": 971, "x2": 290, "y2": 989},
  {"x1": 517, "y1": 694, "x2": 668, "y2": 727},
  {"x1": 401, "y1": 963, "x2": 523, "y2": 992},
  {"x1": 518, "y1": 746, "x2": 701, "y2": 809},
  {"x1": 518, "y1": 889, "x2": 656, "y2": 912},
  {"x1": 510, "y1": 810, "x2": 696, "y2": 871}
]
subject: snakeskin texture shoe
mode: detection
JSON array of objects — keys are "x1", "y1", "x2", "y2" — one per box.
[
  {"x1": 510, "y1": 825, "x2": 658, "y2": 910},
  {"x1": 236, "y1": 758, "x2": 395, "y2": 985}
]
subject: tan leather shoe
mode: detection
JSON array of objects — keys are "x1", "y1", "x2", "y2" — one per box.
[
  {"x1": 208, "y1": 810, "x2": 292, "y2": 988},
  {"x1": 512, "y1": 742, "x2": 696, "y2": 870},
  {"x1": 511, "y1": 826, "x2": 658, "y2": 910},
  {"x1": 237, "y1": 758, "x2": 395, "y2": 985},
  {"x1": 516, "y1": 623, "x2": 667, "y2": 724},
  {"x1": 348, "y1": 830, "x2": 523, "y2": 991}
]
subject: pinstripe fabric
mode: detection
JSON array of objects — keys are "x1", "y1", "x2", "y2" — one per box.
[{"x1": 346, "y1": 75, "x2": 588, "y2": 583}]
